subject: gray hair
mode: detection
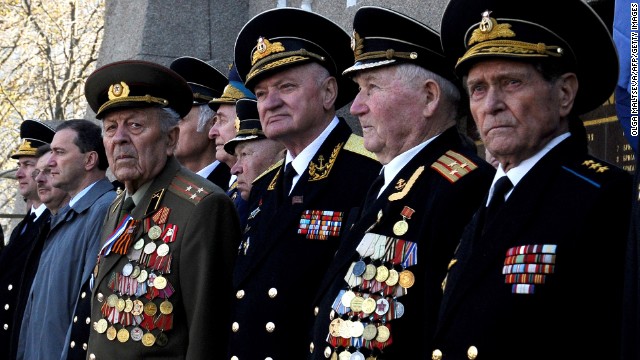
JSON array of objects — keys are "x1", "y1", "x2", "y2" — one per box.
[
  {"x1": 196, "y1": 104, "x2": 215, "y2": 133},
  {"x1": 394, "y1": 63, "x2": 462, "y2": 119},
  {"x1": 158, "y1": 107, "x2": 181, "y2": 134}
]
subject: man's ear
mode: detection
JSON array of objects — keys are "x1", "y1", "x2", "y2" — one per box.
[
  {"x1": 85, "y1": 151, "x2": 99, "y2": 171},
  {"x1": 557, "y1": 73, "x2": 578, "y2": 117},
  {"x1": 322, "y1": 76, "x2": 338, "y2": 111},
  {"x1": 166, "y1": 126, "x2": 180, "y2": 156}
]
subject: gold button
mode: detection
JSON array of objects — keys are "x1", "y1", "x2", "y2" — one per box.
[
  {"x1": 232, "y1": 322, "x2": 239, "y2": 332},
  {"x1": 97, "y1": 293, "x2": 104, "y2": 302},
  {"x1": 309, "y1": 342, "x2": 315, "y2": 353},
  {"x1": 231, "y1": 357, "x2": 238, "y2": 360},
  {"x1": 467, "y1": 346, "x2": 478, "y2": 360},
  {"x1": 89, "y1": 354, "x2": 96, "y2": 360},
  {"x1": 314, "y1": 307, "x2": 319, "y2": 316},
  {"x1": 265, "y1": 322, "x2": 275, "y2": 332},
  {"x1": 70, "y1": 341, "x2": 76, "y2": 348},
  {"x1": 268, "y1": 288, "x2": 277, "y2": 298},
  {"x1": 73, "y1": 316, "x2": 78, "y2": 323},
  {"x1": 86, "y1": 317, "x2": 91, "y2": 324},
  {"x1": 7, "y1": 284, "x2": 12, "y2": 291},
  {"x1": 329, "y1": 310, "x2": 335, "y2": 320},
  {"x1": 236, "y1": 290, "x2": 245, "y2": 299},
  {"x1": 4, "y1": 304, "x2": 9, "y2": 310},
  {"x1": 432, "y1": 349, "x2": 443, "y2": 360},
  {"x1": 324, "y1": 346, "x2": 332, "y2": 358},
  {"x1": 83, "y1": 343, "x2": 88, "y2": 350},
  {"x1": 81, "y1": 292, "x2": 86, "y2": 299}
]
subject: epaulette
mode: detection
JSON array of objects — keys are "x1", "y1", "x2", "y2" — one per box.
[
  {"x1": 431, "y1": 150, "x2": 479, "y2": 183},
  {"x1": 253, "y1": 158, "x2": 284, "y2": 184},
  {"x1": 168, "y1": 170, "x2": 215, "y2": 205},
  {"x1": 343, "y1": 134, "x2": 377, "y2": 160},
  {"x1": 561, "y1": 157, "x2": 621, "y2": 189},
  {"x1": 109, "y1": 192, "x2": 125, "y2": 215}
]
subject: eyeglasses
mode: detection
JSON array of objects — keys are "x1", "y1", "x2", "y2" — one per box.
[{"x1": 31, "y1": 168, "x2": 52, "y2": 180}]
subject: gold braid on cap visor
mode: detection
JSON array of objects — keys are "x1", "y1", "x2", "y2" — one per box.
[
  {"x1": 97, "y1": 95, "x2": 169, "y2": 116},
  {"x1": 457, "y1": 39, "x2": 564, "y2": 67}
]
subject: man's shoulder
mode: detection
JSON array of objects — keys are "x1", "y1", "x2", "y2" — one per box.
[
  {"x1": 166, "y1": 166, "x2": 224, "y2": 206},
  {"x1": 560, "y1": 154, "x2": 631, "y2": 188},
  {"x1": 428, "y1": 148, "x2": 495, "y2": 185},
  {"x1": 342, "y1": 134, "x2": 377, "y2": 161}
]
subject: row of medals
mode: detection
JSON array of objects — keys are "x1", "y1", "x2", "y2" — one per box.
[
  {"x1": 94, "y1": 223, "x2": 173, "y2": 346},
  {"x1": 329, "y1": 263, "x2": 415, "y2": 359}
]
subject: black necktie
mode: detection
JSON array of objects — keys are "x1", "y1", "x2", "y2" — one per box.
[
  {"x1": 485, "y1": 176, "x2": 513, "y2": 225},
  {"x1": 283, "y1": 163, "x2": 297, "y2": 197},
  {"x1": 20, "y1": 212, "x2": 37, "y2": 235},
  {"x1": 362, "y1": 172, "x2": 385, "y2": 213},
  {"x1": 118, "y1": 197, "x2": 135, "y2": 223}
]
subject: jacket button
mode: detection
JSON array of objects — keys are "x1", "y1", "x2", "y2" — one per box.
[
  {"x1": 97, "y1": 293, "x2": 104, "y2": 302},
  {"x1": 86, "y1": 317, "x2": 91, "y2": 324},
  {"x1": 7, "y1": 284, "x2": 12, "y2": 291},
  {"x1": 89, "y1": 354, "x2": 96, "y2": 360},
  {"x1": 314, "y1": 307, "x2": 319, "y2": 316},
  {"x1": 265, "y1": 322, "x2": 275, "y2": 332},
  {"x1": 231, "y1": 357, "x2": 238, "y2": 360},
  {"x1": 3, "y1": 324, "x2": 8, "y2": 330},
  {"x1": 74, "y1": 316, "x2": 78, "y2": 323},
  {"x1": 324, "y1": 346, "x2": 332, "y2": 358},
  {"x1": 4, "y1": 304, "x2": 9, "y2": 310},
  {"x1": 268, "y1": 288, "x2": 277, "y2": 298},
  {"x1": 70, "y1": 341, "x2": 76, "y2": 348},
  {"x1": 467, "y1": 346, "x2": 478, "y2": 359},
  {"x1": 83, "y1": 343, "x2": 88, "y2": 350},
  {"x1": 309, "y1": 341, "x2": 314, "y2": 353},
  {"x1": 232, "y1": 322, "x2": 239, "y2": 332},
  {"x1": 432, "y1": 349, "x2": 442, "y2": 360},
  {"x1": 236, "y1": 290, "x2": 245, "y2": 299},
  {"x1": 81, "y1": 292, "x2": 86, "y2": 299}
]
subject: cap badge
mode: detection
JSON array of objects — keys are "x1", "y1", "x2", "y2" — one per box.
[
  {"x1": 252, "y1": 37, "x2": 286, "y2": 65},
  {"x1": 108, "y1": 81, "x2": 130, "y2": 100},
  {"x1": 468, "y1": 10, "x2": 515, "y2": 46},
  {"x1": 351, "y1": 30, "x2": 364, "y2": 57}
]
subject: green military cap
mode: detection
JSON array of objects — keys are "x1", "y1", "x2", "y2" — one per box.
[
  {"x1": 170, "y1": 56, "x2": 228, "y2": 105},
  {"x1": 11, "y1": 119, "x2": 56, "y2": 159},
  {"x1": 440, "y1": 0, "x2": 618, "y2": 115},
  {"x1": 84, "y1": 60, "x2": 193, "y2": 119},
  {"x1": 224, "y1": 98, "x2": 265, "y2": 155},
  {"x1": 343, "y1": 6, "x2": 454, "y2": 81},
  {"x1": 234, "y1": 7, "x2": 357, "y2": 109}
]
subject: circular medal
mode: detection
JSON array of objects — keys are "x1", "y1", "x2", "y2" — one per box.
[
  {"x1": 350, "y1": 320, "x2": 364, "y2": 338},
  {"x1": 137, "y1": 269, "x2": 148, "y2": 283},
  {"x1": 106, "y1": 325, "x2": 117, "y2": 341},
  {"x1": 329, "y1": 318, "x2": 343, "y2": 337},
  {"x1": 130, "y1": 326, "x2": 143, "y2": 341},
  {"x1": 144, "y1": 301, "x2": 157, "y2": 316},
  {"x1": 148, "y1": 225, "x2": 162, "y2": 240},
  {"x1": 362, "y1": 323, "x2": 377, "y2": 340},
  {"x1": 362, "y1": 264, "x2": 377, "y2": 281},
  {"x1": 350, "y1": 295, "x2": 364, "y2": 313},
  {"x1": 159, "y1": 299, "x2": 173, "y2": 315},
  {"x1": 131, "y1": 265, "x2": 141, "y2": 279},
  {"x1": 117, "y1": 328, "x2": 130, "y2": 343},
  {"x1": 122, "y1": 263, "x2": 133, "y2": 277},
  {"x1": 341, "y1": 290, "x2": 356, "y2": 308},
  {"x1": 155, "y1": 332, "x2": 168, "y2": 347},
  {"x1": 352, "y1": 260, "x2": 366, "y2": 276},
  {"x1": 133, "y1": 239, "x2": 145, "y2": 250},
  {"x1": 375, "y1": 298, "x2": 390, "y2": 316},
  {"x1": 361, "y1": 297, "x2": 376, "y2": 315},
  {"x1": 339, "y1": 319, "x2": 352, "y2": 338},
  {"x1": 141, "y1": 332, "x2": 155, "y2": 347},
  {"x1": 393, "y1": 219, "x2": 409, "y2": 236},
  {"x1": 375, "y1": 324, "x2": 391, "y2": 342},
  {"x1": 94, "y1": 318, "x2": 108, "y2": 333},
  {"x1": 338, "y1": 349, "x2": 352, "y2": 360},
  {"x1": 153, "y1": 275, "x2": 167, "y2": 290},
  {"x1": 385, "y1": 269, "x2": 399, "y2": 287},
  {"x1": 375, "y1": 265, "x2": 389, "y2": 282},
  {"x1": 116, "y1": 298, "x2": 126, "y2": 312},
  {"x1": 132, "y1": 299, "x2": 144, "y2": 316},
  {"x1": 124, "y1": 299, "x2": 134, "y2": 313},
  {"x1": 350, "y1": 351, "x2": 366, "y2": 360},
  {"x1": 395, "y1": 300, "x2": 405, "y2": 319},
  {"x1": 107, "y1": 294, "x2": 118, "y2": 308},
  {"x1": 156, "y1": 243, "x2": 170, "y2": 257},
  {"x1": 398, "y1": 269, "x2": 415, "y2": 289},
  {"x1": 143, "y1": 242, "x2": 157, "y2": 255}
]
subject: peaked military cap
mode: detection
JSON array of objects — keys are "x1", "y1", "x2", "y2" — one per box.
[
  {"x1": 85, "y1": 60, "x2": 193, "y2": 119},
  {"x1": 343, "y1": 6, "x2": 454, "y2": 81},
  {"x1": 170, "y1": 56, "x2": 228, "y2": 105},
  {"x1": 11, "y1": 119, "x2": 56, "y2": 159},
  {"x1": 441, "y1": 0, "x2": 618, "y2": 115},
  {"x1": 234, "y1": 7, "x2": 357, "y2": 109},
  {"x1": 224, "y1": 98, "x2": 265, "y2": 155},
  {"x1": 208, "y1": 63, "x2": 256, "y2": 111}
]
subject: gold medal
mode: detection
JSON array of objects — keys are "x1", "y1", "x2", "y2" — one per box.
[
  {"x1": 94, "y1": 318, "x2": 108, "y2": 333},
  {"x1": 156, "y1": 243, "x2": 170, "y2": 257},
  {"x1": 143, "y1": 242, "x2": 157, "y2": 254},
  {"x1": 338, "y1": 349, "x2": 352, "y2": 360},
  {"x1": 133, "y1": 239, "x2": 145, "y2": 250},
  {"x1": 153, "y1": 275, "x2": 167, "y2": 290},
  {"x1": 393, "y1": 219, "x2": 409, "y2": 236},
  {"x1": 124, "y1": 299, "x2": 134, "y2": 313},
  {"x1": 131, "y1": 265, "x2": 141, "y2": 279},
  {"x1": 338, "y1": 319, "x2": 352, "y2": 338},
  {"x1": 375, "y1": 324, "x2": 391, "y2": 342},
  {"x1": 350, "y1": 295, "x2": 364, "y2": 312},
  {"x1": 159, "y1": 299, "x2": 173, "y2": 315},
  {"x1": 375, "y1": 265, "x2": 389, "y2": 282},
  {"x1": 362, "y1": 323, "x2": 377, "y2": 340},
  {"x1": 385, "y1": 269, "x2": 399, "y2": 286},
  {"x1": 144, "y1": 301, "x2": 157, "y2": 316},
  {"x1": 148, "y1": 225, "x2": 162, "y2": 240},
  {"x1": 142, "y1": 332, "x2": 156, "y2": 347},
  {"x1": 361, "y1": 297, "x2": 376, "y2": 315},
  {"x1": 398, "y1": 269, "x2": 415, "y2": 289},
  {"x1": 106, "y1": 325, "x2": 117, "y2": 341},
  {"x1": 362, "y1": 264, "x2": 377, "y2": 281},
  {"x1": 132, "y1": 299, "x2": 144, "y2": 316},
  {"x1": 107, "y1": 294, "x2": 118, "y2": 308},
  {"x1": 329, "y1": 318, "x2": 343, "y2": 337},
  {"x1": 116, "y1": 298, "x2": 126, "y2": 312},
  {"x1": 350, "y1": 320, "x2": 364, "y2": 338},
  {"x1": 137, "y1": 269, "x2": 148, "y2": 283},
  {"x1": 117, "y1": 328, "x2": 130, "y2": 343}
]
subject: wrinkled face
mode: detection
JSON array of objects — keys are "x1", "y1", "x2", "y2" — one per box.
[
  {"x1": 350, "y1": 66, "x2": 424, "y2": 163},
  {"x1": 175, "y1": 105, "x2": 213, "y2": 162},
  {"x1": 253, "y1": 64, "x2": 328, "y2": 143},
  {"x1": 48, "y1": 129, "x2": 90, "y2": 193},
  {"x1": 230, "y1": 139, "x2": 284, "y2": 200},
  {"x1": 208, "y1": 104, "x2": 237, "y2": 166},
  {"x1": 34, "y1": 152, "x2": 68, "y2": 210},
  {"x1": 103, "y1": 108, "x2": 176, "y2": 192},
  {"x1": 15, "y1": 155, "x2": 39, "y2": 201},
  {"x1": 465, "y1": 59, "x2": 570, "y2": 163}
]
